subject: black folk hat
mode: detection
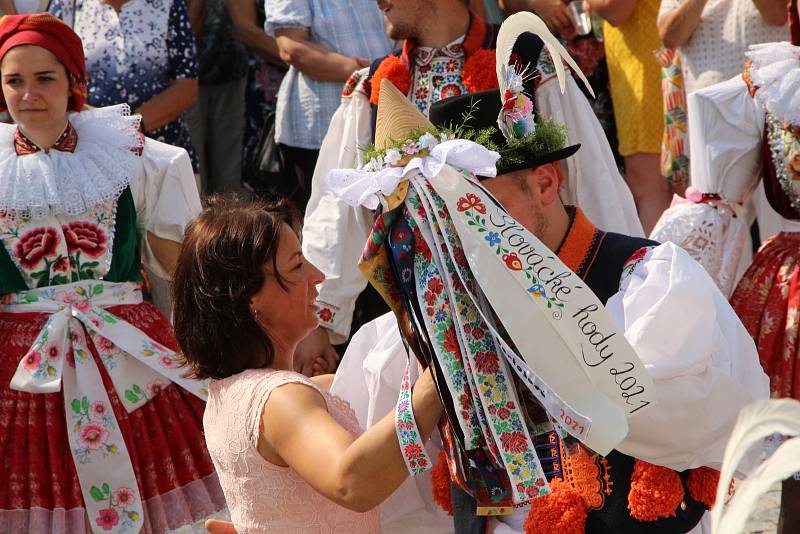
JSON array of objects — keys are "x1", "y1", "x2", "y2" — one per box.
[{"x1": 429, "y1": 21, "x2": 591, "y2": 175}]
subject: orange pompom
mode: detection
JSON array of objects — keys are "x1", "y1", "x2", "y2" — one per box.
[
  {"x1": 628, "y1": 459, "x2": 685, "y2": 521},
  {"x1": 369, "y1": 55, "x2": 412, "y2": 105},
  {"x1": 687, "y1": 467, "x2": 720, "y2": 509},
  {"x1": 524, "y1": 480, "x2": 588, "y2": 534},
  {"x1": 462, "y1": 49, "x2": 498, "y2": 93},
  {"x1": 430, "y1": 450, "x2": 453, "y2": 515}
]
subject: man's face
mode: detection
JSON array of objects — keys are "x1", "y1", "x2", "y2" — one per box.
[
  {"x1": 481, "y1": 167, "x2": 551, "y2": 240},
  {"x1": 376, "y1": 0, "x2": 426, "y2": 40}
]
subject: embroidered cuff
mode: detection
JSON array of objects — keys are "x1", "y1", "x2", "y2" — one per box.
[
  {"x1": 314, "y1": 300, "x2": 348, "y2": 344},
  {"x1": 395, "y1": 363, "x2": 433, "y2": 476}
]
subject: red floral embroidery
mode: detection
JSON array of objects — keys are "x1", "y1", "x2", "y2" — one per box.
[
  {"x1": 318, "y1": 307, "x2": 333, "y2": 323},
  {"x1": 443, "y1": 326, "x2": 459, "y2": 353},
  {"x1": 428, "y1": 277, "x2": 443, "y2": 294},
  {"x1": 500, "y1": 431, "x2": 528, "y2": 454},
  {"x1": 52, "y1": 255, "x2": 69, "y2": 272},
  {"x1": 624, "y1": 247, "x2": 650, "y2": 269},
  {"x1": 63, "y1": 221, "x2": 107, "y2": 258},
  {"x1": 14, "y1": 227, "x2": 60, "y2": 268},
  {"x1": 404, "y1": 443, "x2": 424, "y2": 459},
  {"x1": 473, "y1": 351, "x2": 499, "y2": 374},
  {"x1": 95, "y1": 507, "x2": 120, "y2": 531},
  {"x1": 441, "y1": 84, "x2": 463, "y2": 99},
  {"x1": 456, "y1": 193, "x2": 485, "y2": 214}
]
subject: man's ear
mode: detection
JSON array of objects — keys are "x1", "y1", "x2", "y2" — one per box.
[{"x1": 532, "y1": 164, "x2": 561, "y2": 206}]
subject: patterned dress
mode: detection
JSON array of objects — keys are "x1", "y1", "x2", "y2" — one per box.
[
  {"x1": 0, "y1": 107, "x2": 224, "y2": 534},
  {"x1": 50, "y1": 0, "x2": 200, "y2": 171}
]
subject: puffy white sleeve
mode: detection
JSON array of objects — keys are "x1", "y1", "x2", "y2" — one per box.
[
  {"x1": 650, "y1": 76, "x2": 765, "y2": 296},
  {"x1": 330, "y1": 313, "x2": 451, "y2": 532},
  {"x1": 130, "y1": 138, "x2": 202, "y2": 280},
  {"x1": 606, "y1": 243, "x2": 769, "y2": 471},
  {"x1": 302, "y1": 72, "x2": 377, "y2": 343},
  {"x1": 535, "y1": 74, "x2": 644, "y2": 237}
]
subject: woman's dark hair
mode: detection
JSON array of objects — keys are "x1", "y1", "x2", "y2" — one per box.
[{"x1": 172, "y1": 196, "x2": 299, "y2": 380}]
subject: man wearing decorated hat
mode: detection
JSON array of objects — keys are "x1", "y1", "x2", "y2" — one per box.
[
  {"x1": 296, "y1": 4, "x2": 642, "y2": 378},
  {"x1": 325, "y1": 13, "x2": 769, "y2": 534}
]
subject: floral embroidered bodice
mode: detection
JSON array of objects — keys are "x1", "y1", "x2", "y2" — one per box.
[
  {"x1": 204, "y1": 369, "x2": 380, "y2": 534},
  {"x1": 0, "y1": 201, "x2": 119, "y2": 289},
  {"x1": 0, "y1": 105, "x2": 144, "y2": 294}
]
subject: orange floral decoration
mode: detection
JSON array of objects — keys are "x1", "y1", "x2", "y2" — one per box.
[
  {"x1": 686, "y1": 467, "x2": 720, "y2": 508},
  {"x1": 627, "y1": 459, "x2": 685, "y2": 521},
  {"x1": 462, "y1": 49, "x2": 499, "y2": 93},
  {"x1": 430, "y1": 450, "x2": 453, "y2": 515},
  {"x1": 524, "y1": 478, "x2": 588, "y2": 534},
  {"x1": 369, "y1": 55, "x2": 412, "y2": 105}
]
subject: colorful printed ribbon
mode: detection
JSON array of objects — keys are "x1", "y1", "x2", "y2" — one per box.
[
  {"x1": 395, "y1": 361, "x2": 434, "y2": 476},
  {"x1": 408, "y1": 178, "x2": 550, "y2": 504},
  {"x1": 4, "y1": 281, "x2": 209, "y2": 534}
]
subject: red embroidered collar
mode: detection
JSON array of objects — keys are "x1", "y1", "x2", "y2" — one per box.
[{"x1": 14, "y1": 122, "x2": 78, "y2": 155}]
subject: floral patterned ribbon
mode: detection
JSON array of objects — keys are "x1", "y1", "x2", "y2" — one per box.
[
  {"x1": 3, "y1": 280, "x2": 209, "y2": 534},
  {"x1": 408, "y1": 177, "x2": 550, "y2": 504},
  {"x1": 395, "y1": 361, "x2": 434, "y2": 476}
]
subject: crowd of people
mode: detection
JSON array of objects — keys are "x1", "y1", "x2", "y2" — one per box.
[{"x1": 0, "y1": 0, "x2": 799, "y2": 533}]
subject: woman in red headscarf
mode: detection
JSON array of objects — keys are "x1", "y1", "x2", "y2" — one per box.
[{"x1": 0, "y1": 14, "x2": 225, "y2": 534}]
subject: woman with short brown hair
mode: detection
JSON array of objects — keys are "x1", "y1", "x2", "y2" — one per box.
[{"x1": 174, "y1": 197, "x2": 443, "y2": 534}]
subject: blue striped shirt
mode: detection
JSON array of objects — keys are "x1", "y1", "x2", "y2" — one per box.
[{"x1": 265, "y1": 0, "x2": 392, "y2": 149}]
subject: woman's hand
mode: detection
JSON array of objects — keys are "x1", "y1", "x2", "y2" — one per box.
[
  {"x1": 293, "y1": 326, "x2": 339, "y2": 377},
  {"x1": 205, "y1": 519, "x2": 237, "y2": 534},
  {"x1": 530, "y1": 0, "x2": 573, "y2": 32}
]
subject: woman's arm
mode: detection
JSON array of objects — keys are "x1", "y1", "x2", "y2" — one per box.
[
  {"x1": 134, "y1": 78, "x2": 198, "y2": 133},
  {"x1": 225, "y1": 0, "x2": 284, "y2": 65},
  {"x1": 274, "y1": 28, "x2": 371, "y2": 83},
  {"x1": 752, "y1": 0, "x2": 790, "y2": 26},
  {"x1": 0, "y1": 0, "x2": 17, "y2": 14},
  {"x1": 146, "y1": 232, "x2": 182, "y2": 275},
  {"x1": 585, "y1": 0, "x2": 638, "y2": 27},
  {"x1": 261, "y1": 368, "x2": 443, "y2": 512},
  {"x1": 656, "y1": 0, "x2": 707, "y2": 48},
  {"x1": 133, "y1": 0, "x2": 199, "y2": 132}
]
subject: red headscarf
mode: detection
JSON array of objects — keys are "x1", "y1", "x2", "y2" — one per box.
[
  {"x1": 0, "y1": 13, "x2": 87, "y2": 112},
  {"x1": 790, "y1": 0, "x2": 799, "y2": 46}
]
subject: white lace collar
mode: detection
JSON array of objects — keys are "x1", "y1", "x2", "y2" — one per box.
[
  {"x1": 746, "y1": 42, "x2": 800, "y2": 124},
  {"x1": 0, "y1": 104, "x2": 143, "y2": 220}
]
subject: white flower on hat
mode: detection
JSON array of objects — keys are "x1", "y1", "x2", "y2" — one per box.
[
  {"x1": 417, "y1": 132, "x2": 439, "y2": 151},
  {"x1": 384, "y1": 148, "x2": 402, "y2": 166}
]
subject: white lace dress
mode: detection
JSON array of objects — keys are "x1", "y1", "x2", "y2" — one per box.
[{"x1": 204, "y1": 368, "x2": 380, "y2": 534}]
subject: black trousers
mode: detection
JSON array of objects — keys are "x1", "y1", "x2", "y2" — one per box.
[
  {"x1": 451, "y1": 483, "x2": 487, "y2": 534},
  {"x1": 277, "y1": 144, "x2": 319, "y2": 214}
]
